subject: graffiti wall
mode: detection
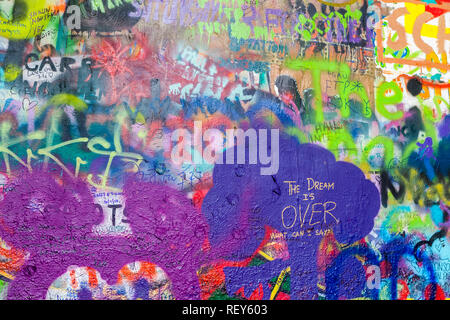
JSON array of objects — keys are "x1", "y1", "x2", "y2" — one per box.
[{"x1": 0, "y1": 0, "x2": 448, "y2": 301}]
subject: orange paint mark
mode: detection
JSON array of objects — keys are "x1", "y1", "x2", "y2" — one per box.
[
  {"x1": 117, "y1": 273, "x2": 124, "y2": 284},
  {"x1": 119, "y1": 264, "x2": 137, "y2": 282},
  {"x1": 51, "y1": 2, "x2": 67, "y2": 14},
  {"x1": 119, "y1": 262, "x2": 157, "y2": 283},
  {"x1": 0, "y1": 245, "x2": 26, "y2": 272},
  {"x1": 86, "y1": 267, "x2": 98, "y2": 288},
  {"x1": 380, "y1": 56, "x2": 450, "y2": 71},
  {"x1": 397, "y1": 74, "x2": 450, "y2": 89},
  {"x1": 199, "y1": 265, "x2": 226, "y2": 300},
  {"x1": 420, "y1": 84, "x2": 431, "y2": 100},
  {"x1": 140, "y1": 262, "x2": 157, "y2": 279},
  {"x1": 426, "y1": 52, "x2": 448, "y2": 73},
  {"x1": 70, "y1": 269, "x2": 77, "y2": 289},
  {"x1": 377, "y1": 1, "x2": 450, "y2": 70}
]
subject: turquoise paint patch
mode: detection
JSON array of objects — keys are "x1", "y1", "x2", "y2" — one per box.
[{"x1": 430, "y1": 204, "x2": 444, "y2": 226}]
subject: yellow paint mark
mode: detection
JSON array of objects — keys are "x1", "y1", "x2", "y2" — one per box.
[
  {"x1": 0, "y1": 122, "x2": 45, "y2": 174},
  {"x1": 317, "y1": 0, "x2": 360, "y2": 7},
  {"x1": 37, "y1": 138, "x2": 89, "y2": 178},
  {"x1": 75, "y1": 157, "x2": 87, "y2": 178},
  {"x1": 0, "y1": 0, "x2": 56, "y2": 39},
  {"x1": 270, "y1": 266, "x2": 290, "y2": 300},
  {"x1": 26, "y1": 148, "x2": 38, "y2": 172},
  {"x1": 0, "y1": 270, "x2": 14, "y2": 280},
  {"x1": 4, "y1": 65, "x2": 21, "y2": 82},
  {"x1": 258, "y1": 250, "x2": 274, "y2": 261},
  {"x1": 46, "y1": 94, "x2": 88, "y2": 112},
  {"x1": 403, "y1": 3, "x2": 450, "y2": 38},
  {"x1": 136, "y1": 112, "x2": 146, "y2": 124}
]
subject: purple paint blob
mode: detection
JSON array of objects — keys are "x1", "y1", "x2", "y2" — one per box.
[
  {"x1": 439, "y1": 115, "x2": 450, "y2": 138},
  {"x1": 201, "y1": 134, "x2": 380, "y2": 299},
  {"x1": 0, "y1": 170, "x2": 208, "y2": 300}
]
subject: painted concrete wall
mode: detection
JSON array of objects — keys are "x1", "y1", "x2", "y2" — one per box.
[{"x1": 0, "y1": 0, "x2": 448, "y2": 300}]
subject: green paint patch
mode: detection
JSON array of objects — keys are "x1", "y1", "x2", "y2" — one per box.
[
  {"x1": 91, "y1": 0, "x2": 133, "y2": 13},
  {"x1": 408, "y1": 67, "x2": 420, "y2": 74},
  {"x1": 326, "y1": 129, "x2": 358, "y2": 160},
  {"x1": 285, "y1": 58, "x2": 370, "y2": 123},
  {"x1": 248, "y1": 255, "x2": 267, "y2": 267},
  {"x1": 388, "y1": 211, "x2": 435, "y2": 234},
  {"x1": 0, "y1": 0, "x2": 54, "y2": 39},
  {"x1": 253, "y1": 26, "x2": 268, "y2": 40},
  {"x1": 0, "y1": 279, "x2": 6, "y2": 295},
  {"x1": 376, "y1": 81, "x2": 403, "y2": 120},
  {"x1": 286, "y1": 127, "x2": 308, "y2": 144},
  {"x1": 4, "y1": 64, "x2": 22, "y2": 82},
  {"x1": 45, "y1": 94, "x2": 88, "y2": 112},
  {"x1": 268, "y1": 273, "x2": 290, "y2": 296},
  {"x1": 230, "y1": 22, "x2": 251, "y2": 39},
  {"x1": 230, "y1": 7, "x2": 251, "y2": 39},
  {"x1": 363, "y1": 136, "x2": 394, "y2": 169},
  {"x1": 197, "y1": 0, "x2": 208, "y2": 7},
  {"x1": 209, "y1": 288, "x2": 242, "y2": 300}
]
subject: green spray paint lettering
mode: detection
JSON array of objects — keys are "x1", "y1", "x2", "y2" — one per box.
[
  {"x1": 376, "y1": 81, "x2": 404, "y2": 120},
  {"x1": 285, "y1": 58, "x2": 371, "y2": 123}
]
